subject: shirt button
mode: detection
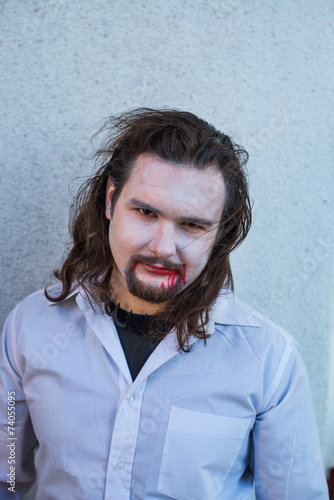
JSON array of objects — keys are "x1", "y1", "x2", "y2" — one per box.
[
  {"x1": 126, "y1": 394, "x2": 134, "y2": 402},
  {"x1": 115, "y1": 461, "x2": 124, "y2": 470}
]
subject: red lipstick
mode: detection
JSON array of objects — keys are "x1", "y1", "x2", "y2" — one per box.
[{"x1": 140, "y1": 263, "x2": 178, "y2": 276}]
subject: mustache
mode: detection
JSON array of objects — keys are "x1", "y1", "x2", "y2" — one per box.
[{"x1": 129, "y1": 254, "x2": 184, "y2": 274}]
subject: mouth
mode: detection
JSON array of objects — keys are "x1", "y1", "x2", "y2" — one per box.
[{"x1": 139, "y1": 262, "x2": 180, "y2": 276}]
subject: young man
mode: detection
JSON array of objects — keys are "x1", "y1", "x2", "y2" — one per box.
[{"x1": 0, "y1": 109, "x2": 329, "y2": 499}]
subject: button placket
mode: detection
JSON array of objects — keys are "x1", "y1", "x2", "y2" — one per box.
[{"x1": 105, "y1": 380, "x2": 147, "y2": 498}]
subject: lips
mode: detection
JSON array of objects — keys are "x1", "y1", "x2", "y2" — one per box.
[{"x1": 139, "y1": 262, "x2": 179, "y2": 276}]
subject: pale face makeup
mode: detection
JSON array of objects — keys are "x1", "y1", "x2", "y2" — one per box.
[{"x1": 105, "y1": 153, "x2": 226, "y2": 314}]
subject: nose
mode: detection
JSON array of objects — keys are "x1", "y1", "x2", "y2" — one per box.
[{"x1": 148, "y1": 222, "x2": 177, "y2": 258}]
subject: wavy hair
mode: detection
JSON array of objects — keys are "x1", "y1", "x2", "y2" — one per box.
[{"x1": 46, "y1": 108, "x2": 252, "y2": 351}]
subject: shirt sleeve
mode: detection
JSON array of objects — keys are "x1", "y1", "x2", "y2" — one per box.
[
  {"x1": 250, "y1": 338, "x2": 329, "y2": 499},
  {"x1": 0, "y1": 305, "x2": 37, "y2": 499}
]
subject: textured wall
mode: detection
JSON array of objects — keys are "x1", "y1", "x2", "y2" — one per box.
[{"x1": 1, "y1": 0, "x2": 333, "y2": 486}]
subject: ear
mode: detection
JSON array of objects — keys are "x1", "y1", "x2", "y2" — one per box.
[{"x1": 105, "y1": 178, "x2": 115, "y2": 220}]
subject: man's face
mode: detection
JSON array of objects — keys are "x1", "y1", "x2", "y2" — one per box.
[{"x1": 105, "y1": 153, "x2": 225, "y2": 314}]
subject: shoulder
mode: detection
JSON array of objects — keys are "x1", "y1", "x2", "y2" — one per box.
[
  {"x1": 2, "y1": 286, "x2": 81, "y2": 347},
  {"x1": 16, "y1": 287, "x2": 55, "y2": 313},
  {"x1": 6, "y1": 286, "x2": 77, "y2": 323},
  {"x1": 210, "y1": 293, "x2": 303, "y2": 404},
  {"x1": 212, "y1": 292, "x2": 297, "y2": 351},
  {"x1": 3, "y1": 289, "x2": 50, "y2": 330},
  {"x1": 1, "y1": 287, "x2": 84, "y2": 377}
]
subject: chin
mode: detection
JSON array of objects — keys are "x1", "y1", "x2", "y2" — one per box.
[{"x1": 127, "y1": 277, "x2": 183, "y2": 304}]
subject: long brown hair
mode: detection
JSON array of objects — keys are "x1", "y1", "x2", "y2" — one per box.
[{"x1": 46, "y1": 108, "x2": 252, "y2": 351}]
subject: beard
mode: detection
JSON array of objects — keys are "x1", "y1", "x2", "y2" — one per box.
[{"x1": 125, "y1": 254, "x2": 185, "y2": 304}]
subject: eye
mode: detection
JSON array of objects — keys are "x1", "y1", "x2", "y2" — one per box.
[
  {"x1": 182, "y1": 222, "x2": 204, "y2": 231},
  {"x1": 137, "y1": 208, "x2": 156, "y2": 217}
]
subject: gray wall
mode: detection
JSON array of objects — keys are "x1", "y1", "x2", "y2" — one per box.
[{"x1": 1, "y1": 0, "x2": 333, "y2": 489}]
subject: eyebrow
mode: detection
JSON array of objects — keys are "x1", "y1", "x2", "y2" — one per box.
[{"x1": 128, "y1": 198, "x2": 218, "y2": 228}]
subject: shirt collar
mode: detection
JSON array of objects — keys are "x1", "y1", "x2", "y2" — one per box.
[
  {"x1": 46, "y1": 284, "x2": 80, "y2": 305},
  {"x1": 210, "y1": 291, "x2": 261, "y2": 328},
  {"x1": 46, "y1": 285, "x2": 261, "y2": 329}
]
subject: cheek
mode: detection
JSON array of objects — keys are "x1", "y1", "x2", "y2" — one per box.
[
  {"x1": 108, "y1": 221, "x2": 149, "y2": 263},
  {"x1": 180, "y1": 240, "x2": 213, "y2": 279}
]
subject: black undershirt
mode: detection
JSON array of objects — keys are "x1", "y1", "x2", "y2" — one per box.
[{"x1": 105, "y1": 302, "x2": 166, "y2": 381}]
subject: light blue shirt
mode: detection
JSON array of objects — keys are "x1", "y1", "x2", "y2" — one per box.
[{"x1": 0, "y1": 287, "x2": 329, "y2": 499}]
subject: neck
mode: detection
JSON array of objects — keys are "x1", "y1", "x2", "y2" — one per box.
[{"x1": 110, "y1": 272, "x2": 165, "y2": 315}]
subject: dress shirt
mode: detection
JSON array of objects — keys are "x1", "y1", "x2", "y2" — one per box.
[{"x1": 0, "y1": 287, "x2": 329, "y2": 500}]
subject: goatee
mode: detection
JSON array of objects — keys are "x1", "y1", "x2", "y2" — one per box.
[{"x1": 125, "y1": 255, "x2": 185, "y2": 304}]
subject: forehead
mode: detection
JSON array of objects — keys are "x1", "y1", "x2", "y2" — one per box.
[{"x1": 121, "y1": 153, "x2": 225, "y2": 221}]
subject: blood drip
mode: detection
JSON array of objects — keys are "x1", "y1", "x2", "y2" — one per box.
[
  {"x1": 167, "y1": 272, "x2": 177, "y2": 288},
  {"x1": 181, "y1": 264, "x2": 187, "y2": 286}
]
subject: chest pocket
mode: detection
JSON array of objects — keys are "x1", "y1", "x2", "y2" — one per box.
[{"x1": 157, "y1": 407, "x2": 250, "y2": 500}]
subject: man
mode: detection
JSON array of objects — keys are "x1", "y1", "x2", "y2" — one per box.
[{"x1": 0, "y1": 109, "x2": 329, "y2": 499}]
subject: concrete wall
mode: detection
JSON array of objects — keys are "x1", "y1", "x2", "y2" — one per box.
[
  {"x1": 1, "y1": 0, "x2": 333, "y2": 492},
  {"x1": 326, "y1": 257, "x2": 334, "y2": 469}
]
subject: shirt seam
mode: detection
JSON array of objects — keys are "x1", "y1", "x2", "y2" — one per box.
[{"x1": 259, "y1": 339, "x2": 294, "y2": 412}]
